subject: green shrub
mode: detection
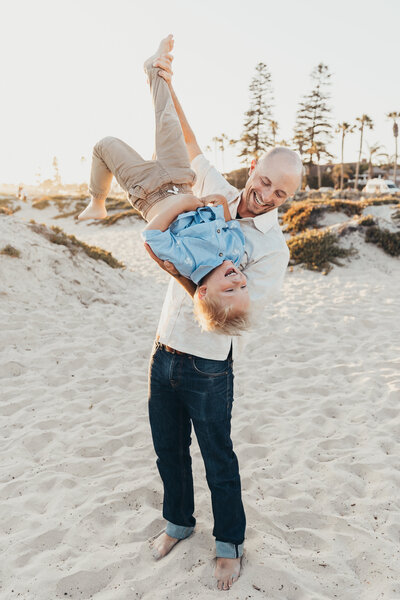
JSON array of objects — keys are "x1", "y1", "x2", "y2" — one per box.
[
  {"x1": 365, "y1": 226, "x2": 400, "y2": 256},
  {"x1": 1, "y1": 244, "x2": 21, "y2": 258},
  {"x1": 287, "y1": 228, "x2": 354, "y2": 273},
  {"x1": 357, "y1": 214, "x2": 376, "y2": 227},
  {"x1": 282, "y1": 201, "x2": 324, "y2": 233}
]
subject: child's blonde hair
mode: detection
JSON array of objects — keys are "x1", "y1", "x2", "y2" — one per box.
[{"x1": 193, "y1": 290, "x2": 250, "y2": 335}]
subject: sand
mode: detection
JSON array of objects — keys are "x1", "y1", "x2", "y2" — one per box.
[{"x1": 1, "y1": 198, "x2": 399, "y2": 599}]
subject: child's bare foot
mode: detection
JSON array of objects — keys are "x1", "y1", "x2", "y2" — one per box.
[
  {"x1": 214, "y1": 556, "x2": 242, "y2": 591},
  {"x1": 144, "y1": 34, "x2": 174, "y2": 75},
  {"x1": 78, "y1": 198, "x2": 107, "y2": 220},
  {"x1": 149, "y1": 531, "x2": 181, "y2": 560}
]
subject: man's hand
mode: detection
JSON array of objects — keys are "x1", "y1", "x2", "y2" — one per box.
[{"x1": 144, "y1": 243, "x2": 197, "y2": 297}]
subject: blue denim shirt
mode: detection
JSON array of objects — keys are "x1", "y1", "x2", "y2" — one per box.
[{"x1": 141, "y1": 205, "x2": 245, "y2": 284}]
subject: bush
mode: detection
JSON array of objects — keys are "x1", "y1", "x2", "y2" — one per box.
[
  {"x1": 282, "y1": 201, "x2": 324, "y2": 233},
  {"x1": 1, "y1": 244, "x2": 21, "y2": 258},
  {"x1": 32, "y1": 196, "x2": 51, "y2": 209},
  {"x1": 287, "y1": 228, "x2": 354, "y2": 273},
  {"x1": 28, "y1": 223, "x2": 125, "y2": 268},
  {"x1": 365, "y1": 226, "x2": 400, "y2": 257},
  {"x1": 357, "y1": 214, "x2": 376, "y2": 227}
]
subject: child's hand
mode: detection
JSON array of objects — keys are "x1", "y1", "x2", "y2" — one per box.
[
  {"x1": 201, "y1": 194, "x2": 228, "y2": 208},
  {"x1": 201, "y1": 194, "x2": 231, "y2": 221}
]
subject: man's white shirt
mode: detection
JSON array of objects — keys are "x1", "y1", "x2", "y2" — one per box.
[{"x1": 156, "y1": 153, "x2": 290, "y2": 360}]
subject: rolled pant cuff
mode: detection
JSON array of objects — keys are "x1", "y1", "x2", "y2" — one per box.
[
  {"x1": 216, "y1": 540, "x2": 244, "y2": 558},
  {"x1": 165, "y1": 521, "x2": 194, "y2": 540}
]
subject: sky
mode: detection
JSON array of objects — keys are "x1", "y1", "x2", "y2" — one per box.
[{"x1": 1, "y1": 0, "x2": 399, "y2": 185}]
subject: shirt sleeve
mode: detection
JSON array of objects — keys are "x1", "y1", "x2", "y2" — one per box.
[
  {"x1": 191, "y1": 154, "x2": 239, "y2": 200},
  {"x1": 141, "y1": 228, "x2": 187, "y2": 267}
]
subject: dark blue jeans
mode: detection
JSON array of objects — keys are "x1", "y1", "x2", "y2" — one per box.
[{"x1": 148, "y1": 341, "x2": 246, "y2": 558}]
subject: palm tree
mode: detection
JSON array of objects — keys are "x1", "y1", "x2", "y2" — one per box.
[
  {"x1": 269, "y1": 120, "x2": 279, "y2": 145},
  {"x1": 305, "y1": 141, "x2": 333, "y2": 188},
  {"x1": 387, "y1": 112, "x2": 400, "y2": 185},
  {"x1": 354, "y1": 115, "x2": 373, "y2": 190},
  {"x1": 336, "y1": 122, "x2": 355, "y2": 190},
  {"x1": 366, "y1": 143, "x2": 386, "y2": 180},
  {"x1": 211, "y1": 134, "x2": 230, "y2": 171}
]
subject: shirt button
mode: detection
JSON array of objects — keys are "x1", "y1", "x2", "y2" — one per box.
[
  {"x1": 217, "y1": 229, "x2": 220, "y2": 233},
  {"x1": 219, "y1": 252, "x2": 223, "y2": 257}
]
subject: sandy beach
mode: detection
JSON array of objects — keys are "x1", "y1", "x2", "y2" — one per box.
[{"x1": 1, "y1": 198, "x2": 399, "y2": 599}]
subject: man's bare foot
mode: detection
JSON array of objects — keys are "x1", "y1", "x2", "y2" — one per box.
[
  {"x1": 214, "y1": 556, "x2": 242, "y2": 591},
  {"x1": 144, "y1": 34, "x2": 174, "y2": 75},
  {"x1": 149, "y1": 531, "x2": 180, "y2": 560},
  {"x1": 78, "y1": 198, "x2": 107, "y2": 220}
]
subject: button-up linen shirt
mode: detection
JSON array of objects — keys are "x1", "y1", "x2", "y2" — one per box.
[
  {"x1": 155, "y1": 154, "x2": 290, "y2": 360},
  {"x1": 141, "y1": 205, "x2": 245, "y2": 284}
]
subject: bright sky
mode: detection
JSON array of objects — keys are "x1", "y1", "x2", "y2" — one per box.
[{"x1": 1, "y1": 0, "x2": 399, "y2": 184}]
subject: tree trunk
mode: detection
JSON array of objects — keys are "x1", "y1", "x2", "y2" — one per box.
[
  {"x1": 354, "y1": 125, "x2": 364, "y2": 190},
  {"x1": 317, "y1": 162, "x2": 321, "y2": 188},
  {"x1": 394, "y1": 134, "x2": 398, "y2": 185},
  {"x1": 368, "y1": 159, "x2": 373, "y2": 180},
  {"x1": 340, "y1": 133, "x2": 345, "y2": 190}
]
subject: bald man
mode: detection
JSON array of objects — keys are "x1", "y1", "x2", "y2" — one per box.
[{"x1": 146, "y1": 36, "x2": 302, "y2": 592}]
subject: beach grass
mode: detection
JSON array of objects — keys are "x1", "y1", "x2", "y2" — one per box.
[
  {"x1": 365, "y1": 226, "x2": 400, "y2": 256},
  {"x1": 28, "y1": 222, "x2": 125, "y2": 268},
  {"x1": 287, "y1": 228, "x2": 355, "y2": 273},
  {"x1": 1, "y1": 244, "x2": 21, "y2": 258}
]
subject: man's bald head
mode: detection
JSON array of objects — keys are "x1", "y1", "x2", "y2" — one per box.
[{"x1": 258, "y1": 147, "x2": 303, "y2": 191}]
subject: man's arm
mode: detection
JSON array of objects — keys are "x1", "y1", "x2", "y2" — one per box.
[
  {"x1": 153, "y1": 56, "x2": 201, "y2": 162},
  {"x1": 144, "y1": 243, "x2": 197, "y2": 297}
]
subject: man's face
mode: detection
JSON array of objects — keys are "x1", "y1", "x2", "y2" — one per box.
[{"x1": 238, "y1": 155, "x2": 301, "y2": 218}]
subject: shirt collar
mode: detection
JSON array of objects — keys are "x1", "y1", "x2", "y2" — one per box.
[{"x1": 230, "y1": 191, "x2": 279, "y2": 234}]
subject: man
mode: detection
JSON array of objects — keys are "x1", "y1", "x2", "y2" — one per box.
[{"x1": 146, "y1": 36, "x2": 302, "y2": 591}]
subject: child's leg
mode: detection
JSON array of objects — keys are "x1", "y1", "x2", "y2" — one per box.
[
  {"x1": 144, "y1": 37, "x2": 195, "y2": 184},
  {"x1": 79, "y1": 136, "x2": 149, "y2": 220}
]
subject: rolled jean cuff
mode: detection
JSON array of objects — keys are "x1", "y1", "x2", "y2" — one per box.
[
  {"x1": 165, "y1": 521, "x2": 194, "y2": 540},
  {"x1": 216, "y1": 541, "x2": 244, "y2": 558}
]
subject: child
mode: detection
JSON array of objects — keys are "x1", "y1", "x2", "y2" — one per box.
[{"x1": 79, "y1": 35, "x2": 250, "y2": 334}]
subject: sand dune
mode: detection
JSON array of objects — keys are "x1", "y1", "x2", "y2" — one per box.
[{"x1": 1, "y1": 200, "x2": 399, "y2": 599}]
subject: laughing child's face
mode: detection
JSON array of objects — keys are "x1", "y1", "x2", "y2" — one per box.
[{"x1": 197, "y1": 260, "x2": 250, "y2": 313}]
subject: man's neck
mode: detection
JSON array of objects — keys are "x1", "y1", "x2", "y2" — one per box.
[{"x1": 236, "y1": 191, "x2": 244, "y2": 219}]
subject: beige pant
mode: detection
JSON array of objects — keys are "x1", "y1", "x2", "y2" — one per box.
[{"x1": 89, "y1": 61, "x2": 196, "y2": 219}]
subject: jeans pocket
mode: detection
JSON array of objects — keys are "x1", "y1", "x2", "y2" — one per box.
[{"x1": 191, "y1": 356, "x2": 229, "y2": 377}]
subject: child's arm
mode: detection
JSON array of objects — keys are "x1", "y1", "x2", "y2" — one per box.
[
  {"x1": 201, "y1": 194, "x2": 232, "y2": 221},
  {"x1": 143, "y1": 194, "x2": 204, "y2": 232},
  {"x1": 144, "y1": 243, "x2": 197, "y2": 297}
]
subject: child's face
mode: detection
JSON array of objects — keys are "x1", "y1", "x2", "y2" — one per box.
[{"x1": 200, "y1": 260, "x2": 250, "y2": 312}]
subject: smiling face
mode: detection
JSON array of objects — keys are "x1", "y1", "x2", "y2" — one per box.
[
  {"x1": 197, "y1": 260, "x2": 250, "y2": 313},
  {"x1": 238, "y1": 148, "x2": 303, "y2": 218}
]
